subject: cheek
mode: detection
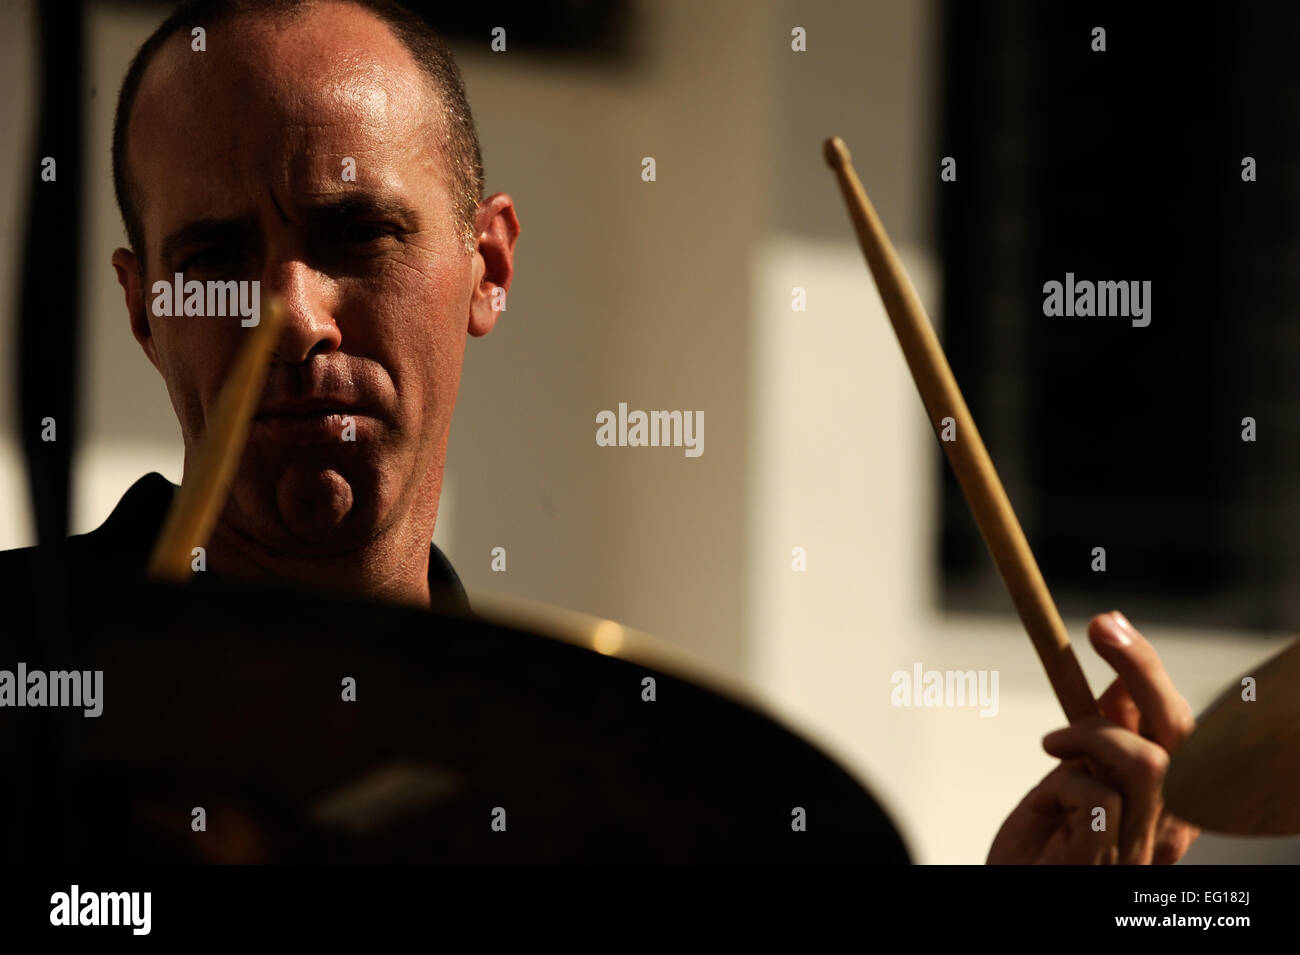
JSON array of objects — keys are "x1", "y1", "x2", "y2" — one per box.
[
  {"x1": 354, "y1": 264, "x2": 469, "y2": 406},
  {"x1": 152, "y1": 321, "x2": 242, "y2": 424},
  {"x1": 421, "y1": 271, "x2": 472, "y2": 403}
]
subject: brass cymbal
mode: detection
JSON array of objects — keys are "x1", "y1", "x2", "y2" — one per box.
[
  {"x1": 1, "y1": 579, "x2": 910, "y2": 863},
  {"x1": 1163, "y1": 638, "x2": 1300, "y2": 835},
  {"x1": 465, "y1": 588, "x2": 765, "y2": 709}
]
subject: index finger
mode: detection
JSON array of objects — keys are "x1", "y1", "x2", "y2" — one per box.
[{"x1": 1087, "y1": 611, "x2": 1195, "y2": 751}]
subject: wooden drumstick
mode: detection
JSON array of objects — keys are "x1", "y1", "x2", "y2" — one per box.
[
  {"x1": 148, "y1": 297, "x2": 287, "y2": 581},
  {"x1": 824, "y1": 136, "x2": 1099, "y2": 725}
]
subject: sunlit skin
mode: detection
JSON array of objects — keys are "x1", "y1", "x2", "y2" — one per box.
[
  {"x1": 988, "y1": 612, "x2": 1200, "y2": 864},
  {"x1": 110, "y1": 2, "x2": 519, "y2": 607}
]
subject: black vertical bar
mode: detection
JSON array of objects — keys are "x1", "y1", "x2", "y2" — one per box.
[{"x1": 15, "y1": 0, "x2": 86, "y2": 864}]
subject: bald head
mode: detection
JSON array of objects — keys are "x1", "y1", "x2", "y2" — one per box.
[{"x1": 113, "y1": 0, "x2": 482, "y2": 262}]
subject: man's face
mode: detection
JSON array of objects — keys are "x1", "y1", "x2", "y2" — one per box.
[{"x1": 114, "y1": 3, "x2": 512, "y2": 557}]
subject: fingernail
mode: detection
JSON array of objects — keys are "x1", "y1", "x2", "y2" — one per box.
[{"x1": 1101, "y1": 612, "x2": 1132, "y2": 646}]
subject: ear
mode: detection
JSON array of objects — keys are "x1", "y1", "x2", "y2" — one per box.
[
  {"x1": 112, "y1": 247, "x2": 161, "y2": 370},
  {"x1": 468, "y1": 193, "x2": 520, "y2": 338}
]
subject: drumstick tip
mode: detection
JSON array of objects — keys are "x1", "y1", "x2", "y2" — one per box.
[{"x1": 823, "y1": 136, "x2": 851, "y2": 169}]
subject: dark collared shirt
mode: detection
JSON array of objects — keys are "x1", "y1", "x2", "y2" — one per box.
[{"x1": 0, "y1": 472, "x2": 469, "y2": 612}]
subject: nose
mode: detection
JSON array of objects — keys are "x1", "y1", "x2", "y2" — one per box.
[{"x1": 262, "y1": 259, "x2": 342, "y2": 363}]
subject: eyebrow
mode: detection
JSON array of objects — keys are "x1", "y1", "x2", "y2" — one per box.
[
  {"x1": 302, "y1": 194, "x2": 423, "y2": 231},
  {"x1": 159, "y1": 217, "x2": 260, "y2": 269},
  {"x1": 156, "y1": 195, "x2": 424, "y2": 267}
]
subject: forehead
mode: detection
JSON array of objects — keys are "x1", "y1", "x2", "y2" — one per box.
[{"x1": 127, "y1": 3, "x2": 445, "y2": 234}]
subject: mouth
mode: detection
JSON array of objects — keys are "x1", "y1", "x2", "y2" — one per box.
[{"x1": 252, "y1": 407, "x2": 374, "y2": 445}]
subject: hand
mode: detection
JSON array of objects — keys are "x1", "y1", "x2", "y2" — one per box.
[{"x1": 986, "y1": 611, "x2": 1201, "y2": 864}]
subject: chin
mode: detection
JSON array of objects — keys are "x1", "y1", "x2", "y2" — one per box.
[{"x1": 230, "y1": 461, "x2": 393, "y2": 556}]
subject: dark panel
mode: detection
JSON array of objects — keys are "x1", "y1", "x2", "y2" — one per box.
[{"x1": 938, "y1": 0, "x2": 1299, "y2": 631}]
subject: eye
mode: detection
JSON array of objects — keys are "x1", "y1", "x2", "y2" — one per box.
[
  {"x1": 180, "y1": 247, "x2": 236, "y2": 272},
  {"x1": 339, "y1": 222, "x2": 398, "y2": 245},
  {"x1": 182, "y1": 248, "x2": 227, "y2": 270}
]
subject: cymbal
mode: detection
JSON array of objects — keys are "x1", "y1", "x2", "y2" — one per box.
[
  {"x1": 1163, "y1": 638, "x2": 1300, "y2": 835},
  {"x1": 465, "y1": 588, "x2": 767, "y2": 709},
  {"x1": 1, "y1": 579, "x2": 909, "y2": 863}
]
